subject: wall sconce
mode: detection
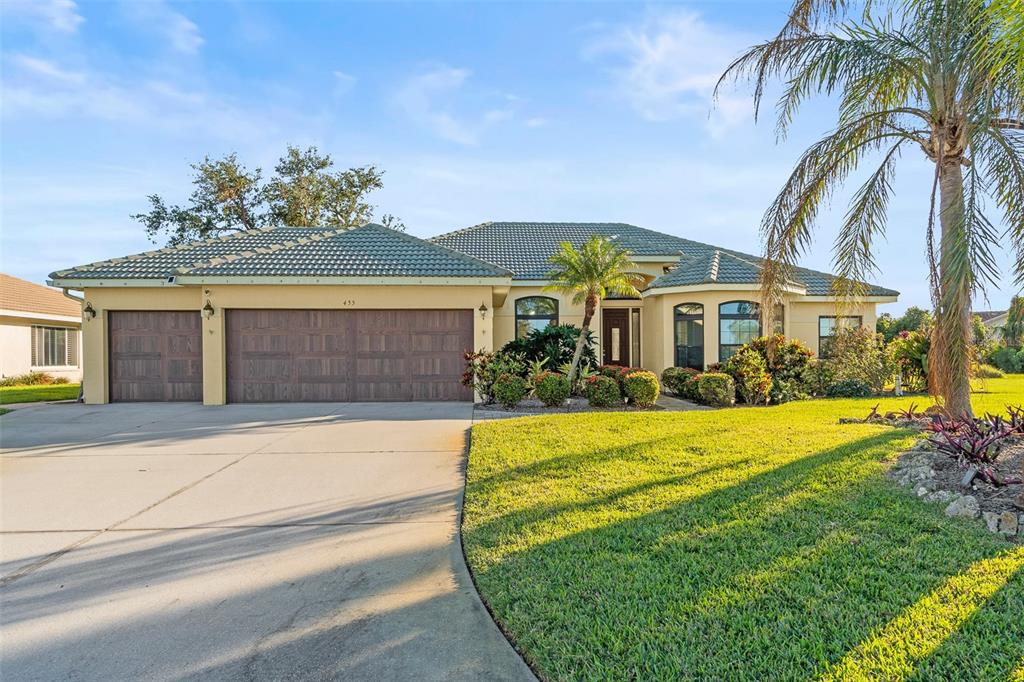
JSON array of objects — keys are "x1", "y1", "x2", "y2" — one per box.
[
  {"x1": 478, "y1": 303, "x2": 489, "y2": 320},
  {"x1": 83, "y1": 302, "x2": 96, "y2": 321},
  {"x1": 201, "y1": 300, "x2": 215, "y2": 319}
]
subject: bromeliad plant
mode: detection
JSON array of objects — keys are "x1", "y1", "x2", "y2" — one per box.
[{"x1": 927, "y1": 410, "x2": 1022, "y2": 485}]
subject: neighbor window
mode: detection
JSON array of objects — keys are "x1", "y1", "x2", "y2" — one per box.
[
  {"x1": 31, "y1": 325, "x2": 79, "y2": 367},
  {"x1": 719, "y1": 301, "x2": 761, "y2": 361},
  {"x1": 515, "y1": 296, "x2": 558, "y2": 338},
  {"x1": 673, "y1": 303, "x2": 704, "y2": 370},
  {"x1": 818, "y1": 316, "x2": 863, "y2": 359}
]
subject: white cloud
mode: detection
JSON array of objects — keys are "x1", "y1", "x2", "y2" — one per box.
[
  {"x1": 393, "y1": 65, "x2": 518, "y2": 146},
  {"x1": 1, "y1": 0, "x2": 84, "y2": 33},
  {"x1": 121, "y1": 1, "x2": 204, "y2": 55},
  {"x1": 333, "y1": 70, "x2": 357, "y2": 96},
  {"x1": 583, "y1": 9, "x2": 754, "y2": 135}
]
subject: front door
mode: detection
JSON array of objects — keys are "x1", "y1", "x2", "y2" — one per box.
[{"x1": 602, "y1": 309, "x2": 631, "y2": 367}]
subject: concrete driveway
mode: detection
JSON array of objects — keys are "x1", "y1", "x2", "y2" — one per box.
[{"x1": 0, "y1": 402, "x2": 534, "y2": 681}]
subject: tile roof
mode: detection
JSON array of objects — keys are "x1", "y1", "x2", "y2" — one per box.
[
  {"x1": 1, "y1": 273, "x2": 82, "y2": 318},
  {"x1": 974, "y1": 310, "x2": 1008, "y2": 323},
  {"x1": 430, "y1": 221, "x2": 899, "y2": 297},
  {"x1": 51, "y1": 224, "x2": 510, "y2": 282}
]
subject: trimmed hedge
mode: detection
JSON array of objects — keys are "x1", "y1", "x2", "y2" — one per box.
[
  {"x1": 697, "y1": 373, "x2": 735, "y2": 407},
  {"x1": 534, "y1": 372, "x2": 571, "y2": 407},
  {"x1": 493, "y1": 373, "x2": 530, "y2": 410},
  {"x1": 623, "y1": 370, "x2": 660, "y2": 407},
  {"x1": 586, "y1": 375, "x2": 622, "y2": 407},
  {"x1": 662, "y1": 367, "x2": 700, "y2": 399},
  {"x1": 824, "y1": 378, "x2": 873, "y2": 398}
]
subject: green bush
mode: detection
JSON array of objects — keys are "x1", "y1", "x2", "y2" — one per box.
[
  {"x1": 661, "y1": 367, "x2": 700, "y2": 399},
  {"x1": 825, "y1": 378, "x2": 874, "y2": 398},
  {"x1": 989, "y1": 346, "x2": 1024, "y2": 374},
  {"x1": 534, "y1": 371, "x2": 571, "y2": 407},
  {"x1": 500, "y1": 324, "x2": 597, "y2": 370},
  {"x1": 623, "y1": 370, "x2": 660, "y2": 407},
  {"x1": 0, "y1": 371, "x2": 59, "y2": 387},
  {"x1": 747, "y1": 335, "x2": 814, "y2": 385},
  {"x1": 826, "y1": 327, "x2": 891, "y2": 393},
  {"x1": 886, "y1": 330, "x2": 930, "y2": 392},
  {"x1": 462, "y1": 350, "x2": 526, "y2": 403},
  {"x1": 493, "y1": 373, "x2": 530, "y2": 410},
  {"x1": 974, "y1": 363, "x2": 1005, "y2": 379},
  {"x1": 585, "y1": 375, "x2": 622, "y2": 407},
  {"x1": 697, "y1": 373, "x2": 735, "y2": 407},
  {"x1": 768, "y1": 378, "x2": 808, "y2": 404},
  {"x1": 721, "y1": 347, "x2": 772, "y2": 405}
]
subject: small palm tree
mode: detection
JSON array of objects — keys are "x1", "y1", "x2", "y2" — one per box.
[
  {"x1": 545, "y1": 236, "x2": 645, "y2": 385},
  {"x1": 717, "y1": 0, "x2": 1024, "y2": 418}
]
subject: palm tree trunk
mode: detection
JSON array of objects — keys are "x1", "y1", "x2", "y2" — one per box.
[
  {"x1": 936, "y1": 160, "x2": 974, "y2": 419},
  {"x1": 567, "y1": 295, "x2": 598, "y2": 387}
]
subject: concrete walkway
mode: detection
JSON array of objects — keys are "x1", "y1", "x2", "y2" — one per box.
[{"x1": 0, "y1": 402, "x2": 534, "y2": 681}]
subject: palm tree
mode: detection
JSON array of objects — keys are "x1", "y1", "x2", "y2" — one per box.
[
  {"x1": 545, "y1": 236, "x2": 645, "y2": 385},
  {"x1": 717, "y1": 0, "x2": 1024, "y2": 418}
]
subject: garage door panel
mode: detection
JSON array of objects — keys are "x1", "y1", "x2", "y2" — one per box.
[
  {"x1": 109, "y1": 311, "x2": 203, "y2": 402},
  {"x1": 226, "y1": 309, "x2": 472, "y2": 402}
]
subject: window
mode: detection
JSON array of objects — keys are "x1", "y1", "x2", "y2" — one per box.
[
  {"x1": 719, "y1": 301, "x2": 760, "y2": 361},
  {"x1": 818, "y1": 316, "x2": 863, "y2": 359},
  {"x1": 515, "y1": 296, "x2": 558, "y2": 339},
  {"x1": 673, "y1": 303, "x2": 704, "y2": 370},
  {"x1": 31, "y1": 326, "x2": 79, "y2": 367},
  {"x1": 772, "y1": 303, "x2": 785, "y2": 335}
]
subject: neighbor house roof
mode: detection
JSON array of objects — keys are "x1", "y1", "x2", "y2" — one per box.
[
  {"x1": 429, "y1": 221, "x2": 899, "y2": 297},
  {"x1": 975, "y1": 310, "x2": 1008, "y2": 323},
  {"x1": 50, "y1": 224, "x2": 511, "y2": 284},
  {"x1": 0, "y1": 273, "x2": 82, "y2": 318}
]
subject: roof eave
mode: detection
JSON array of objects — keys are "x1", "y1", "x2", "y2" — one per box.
[{"x1": 642, "y1": 282, "x2": 808, "y2": 298}]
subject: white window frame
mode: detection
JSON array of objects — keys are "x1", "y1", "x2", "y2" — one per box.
[{"x1": 31, "y1": 325, "x2": 80, "y2": 368}]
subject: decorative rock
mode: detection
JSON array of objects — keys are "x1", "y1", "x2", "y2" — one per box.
[
  {"x1": 960, "y1": 466, "x2": 978, "y2": 488},
  {"x1": 1014, "y1": 492, "x2": 1024, "y2": 511},
  {"x1": 984, "y1": 511, "x2": 1001, "y2": 533},
  {"x1": 996, "y1": 511, "x2": 1019, "y2": 536},
  {"x1": 945, "y1": 495, "x2": 981, "y2": 519},
  {"x1": 924, "y1": 489, "x2": 957, "y2": 504}
]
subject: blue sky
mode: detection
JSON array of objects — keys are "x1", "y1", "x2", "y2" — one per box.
[{"x1": 1, "y1": 0, "x2": 1018, "y2": 314}]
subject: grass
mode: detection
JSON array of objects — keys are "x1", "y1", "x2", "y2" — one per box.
[
  {"x1": 463, "y1": 375, "x2": 1024, "y2": 681},
  {"x1": 0, "y1": 383, "x2": 80, "y2": 405}
]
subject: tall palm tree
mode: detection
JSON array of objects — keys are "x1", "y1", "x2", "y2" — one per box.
[
  {"x1": 718, "y1": 0, "x2": 1024, "y2": 418},
  {"x1": 545, "y1": 236, "x2": 645, "y2": 385}
]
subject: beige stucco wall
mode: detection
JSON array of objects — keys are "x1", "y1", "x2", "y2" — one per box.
[
  {"x1": 81, "y1": 284, "x2": 494, "y2": 405},
  {"x1": 1, "y1": 314, "x2": 82, "y2": 382}
]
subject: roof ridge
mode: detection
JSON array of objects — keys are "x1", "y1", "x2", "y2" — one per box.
[
  {"x1": 427, "y1": 220, "x2": 496, "y2": 242},
  {"x1": 371, "y1": 222, "x2": 511, "y2": 275},
  {"x1": 708, "y1": 251, "x2": 722, "y2": 282},
  {"x1": 171, "y1": 227, "x2": 347, "y2": 275}
]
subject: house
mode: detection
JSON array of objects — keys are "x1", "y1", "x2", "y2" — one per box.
[
  {"x1": 1, "y1": 273, "x2": 83, "y2": 382},
  {"x1": 48, "y1": 222, "x2": 898, "y2": 404},
  {"x1": 975, "y1": 310, "x2": 1008, "y2": 340}
]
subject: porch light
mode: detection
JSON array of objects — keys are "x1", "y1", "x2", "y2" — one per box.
[
  {"x1": 83, "y1": 302, "x2": 96, "y2": 321},
  {"x1": 478, "y1": 303, "x2": 488, "y2": 320},
  {"x1": 201, "y1": 300, "x2": 215, "y2": 319}
]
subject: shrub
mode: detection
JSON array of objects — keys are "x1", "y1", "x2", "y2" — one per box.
[
  {"x1": 886, "y1": 329, "x2": 930, "y2": 392},
  {"x1": 493, "y1": 373, "x2": 530, "y2": 410},
  {"x1": 697, "y1": 373, "x2": 735, "y2": 407},
  {"x1": 826, "y1": 327, "x2": 891, "y2": 393},
  {"x1": 768, "y1": 378, "x2": 808, "y2": 405},
  {"x1": 661, "y1": 367, "x2": 700, "y2": 399},
  {"x1": 534, "y1": 372, "x2": 571, "y2": 407},
  {"x1": 0, "y1": 371, "x2": 58, "y2": 387},
  {"x1": 462, "y1": 350, "x2": 526, "y2": 404},
  {"x1": 585, "y1": 375, "x2": 621, "y2": 407},
  {"x1": 988, "y1": 346, "x2": 1024, "y2": 374},
  {"x1": 974, "y1": 363, "x2": 1005, "y2": 379},
  {"x1": 623, "y1": 370, "x2": 660, "y2": 407},
  {"x1": 500, "y1": 324, "x2": 597, "y2": 370},
  {"x1": 747, "y1": 335, "x2": 814, "y2": 385},
  {"x1": 721, "y1": 347, "x2": 772, "y2": 405},
  {"x1": 825, "y1": 378, "x2": 873, "y2": 398},
  {"x1": 800, "y1": 361, "x2": 835, "y2": 397}
]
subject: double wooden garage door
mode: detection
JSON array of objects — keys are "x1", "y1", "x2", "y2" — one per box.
[{"x1": 108, "y1": 309, "x2": 473, "y2": 402}]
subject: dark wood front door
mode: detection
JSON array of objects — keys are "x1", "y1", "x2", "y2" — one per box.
[
  {"x1": 108, "y1": 311, "x2": 203, "y2": 402},
  {"x1": 602, "y1": 309, "x2": 631, "y2": 367},
  {"x1": 226, "y1": 309, "x2": 473, "y2": 402}
]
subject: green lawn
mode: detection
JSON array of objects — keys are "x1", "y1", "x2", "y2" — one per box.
[
  {"x1": 0, "y1": 383, "x2": 80, "y2": 405},
  {"x1": 463, "y1": 376, "x2": 1024, "y2": 681}
]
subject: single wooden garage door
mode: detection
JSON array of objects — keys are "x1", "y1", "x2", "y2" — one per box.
[
  {"x1": 226, "y1": 309, "x2": 473, "y2": 402},
  {"x1": 109, "y1": 311, "x2": 203, "y2": 401}
]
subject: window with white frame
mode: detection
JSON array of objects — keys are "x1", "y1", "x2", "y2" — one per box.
[
  {"x1": 817, "y1": 316, "x2": 863, "y2": 359},
  {"x1": 31, "y1": 326, "x2": 79, "y2": 367}
]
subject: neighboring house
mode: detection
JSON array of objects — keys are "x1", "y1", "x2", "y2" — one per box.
[
  {"x1": 48, "y1": 221, "x2": 898, "y2": 405},
  {"x1": 976, "y1": 310, "x2": 1008, "y2": 341},
  {"x1": 1, "y1": 273, "x2": 83, "y2": 382}
]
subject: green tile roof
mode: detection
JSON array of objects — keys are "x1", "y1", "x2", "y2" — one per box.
[
  {"x1": 51, "y1": 224, "x2": 511, "y2": 281},
  {"x1": 429, "y1": 221, "x2": 899, "y2": 297}
]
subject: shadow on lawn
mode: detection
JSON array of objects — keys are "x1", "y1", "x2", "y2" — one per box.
[{"x1": 464, "y1": 429, "x2": 1024, "y2": 681}]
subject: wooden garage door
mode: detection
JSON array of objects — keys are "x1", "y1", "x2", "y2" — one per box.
[
  {"x1": 226, "y1": 309, "x2": 473, "y2": 402},
  {"x1": 109, "y1": 311, "x2": 203, "y2": 402}
]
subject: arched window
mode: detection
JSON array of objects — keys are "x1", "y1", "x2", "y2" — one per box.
[
  {"x1": 719, "y1": 301, "x2": 761, "y2": 361},
  {"x1": 673, "y1": 304, "x2": 704, "y2": 370},
  {"x1": 515, "y1": 296, "x2": 558, "y2": 339}
]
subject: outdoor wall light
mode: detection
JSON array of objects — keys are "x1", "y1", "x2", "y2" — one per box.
[
  {"x1": 83, "y1": 302, "x2": 96, "y2": 321},
  {"x1": 201, "y1": 300, "x2": 215, "y2": 319},
  {"x1": 479, "y1": 303, "x2": 488, "y2": 320}
]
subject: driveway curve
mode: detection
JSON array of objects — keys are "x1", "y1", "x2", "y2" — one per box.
[{"x1": 0, "y1": 402, "x2": 534, "y2": 681}]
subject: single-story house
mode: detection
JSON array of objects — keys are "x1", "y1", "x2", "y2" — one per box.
[
  {"x1": 976, "y1": 310, "x2": 1008, "y2": 340},
  {"x1": 48, "y1": 221, "x2": 898, "y2": 404},
  {"x1": 1, "y1": 273, "x2": 83, "y2": 382}
]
